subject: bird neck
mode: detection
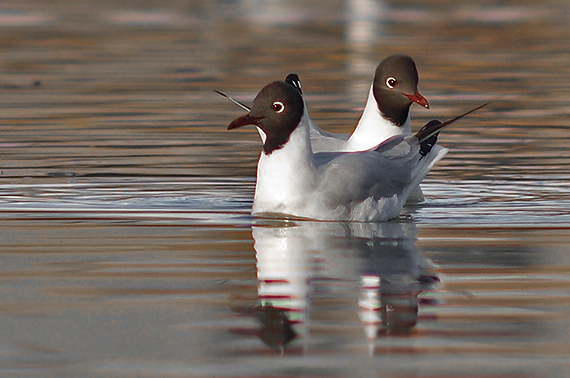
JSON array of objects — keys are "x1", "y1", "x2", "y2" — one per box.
[
  {"x1": 346, "y1": 85, "x2": 411, "y2": 151},
  {"x1": 254, "y1": 115, "x2": 316, "y2": 213},
  {"x1": 258, "y1": 114, "x2": 315, "y2": 176}
]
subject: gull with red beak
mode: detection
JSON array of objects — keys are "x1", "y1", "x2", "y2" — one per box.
[
  {"x1": 286, "y1": 55, "x2": 431, "y2": 201},
  {"x1": 218, "y1": 55, "x2": 428, "y2": 153},
  {"x1": 288, "y1": 55, "x2": 430, "y2": 154},
  {"x1": 227, "y1": 80, "x2": 486, "y2": 222}
]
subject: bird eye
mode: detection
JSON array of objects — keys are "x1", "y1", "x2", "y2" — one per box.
[
  {"x1": 386, "y1": 77, "x2": 398, "y2": 89},
  {"x1": 271, "y1": 101, "x2": 285, "y2": 113}
]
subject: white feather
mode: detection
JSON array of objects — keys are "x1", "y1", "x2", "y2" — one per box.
[{"x1": 252, "y1": 112, "x2": 442, "y2": 222}]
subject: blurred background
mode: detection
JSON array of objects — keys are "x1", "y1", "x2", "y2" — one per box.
[{"x1": 0, "y1": 0, "x2": 568, "y2": 180}]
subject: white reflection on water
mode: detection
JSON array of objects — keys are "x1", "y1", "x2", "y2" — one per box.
[
  {"x1": 0, "y1": 179, "x2": 253, "y2": 223},
  {"x1": 416, "y1": 180, "x2": 570, "y2": 225},
  {"x1": 346, "y1": 0, "x2": 386, "y2": 45},
  {"x1": 1, "y1": 177, "x2": 569, "y2": 226},
  {"x1": 242, "y1": 220, "x2": 438, "y2": 354}
]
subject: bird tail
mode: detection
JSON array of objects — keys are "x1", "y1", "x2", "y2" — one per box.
[
  {"x1": 403, "y1": 103, "x2": 488, "y2": 202},
  {"x1": 406, "y1": 144, "x2": 448, "y2": 199}
]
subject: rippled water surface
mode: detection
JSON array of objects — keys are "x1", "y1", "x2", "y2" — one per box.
[{"x1": 1, "y1": 0, "x2": 570, "y2": 377}]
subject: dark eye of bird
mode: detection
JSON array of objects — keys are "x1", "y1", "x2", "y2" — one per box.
[
  {"x1": 386, "y1": 77, "x2": 398, "y2": 89},
  {"x1": 271, "y1": 101, "x2": 285, "y2": 113}
]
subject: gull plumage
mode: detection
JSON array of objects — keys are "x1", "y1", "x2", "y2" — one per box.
[
  {"x1": 286, "y1": 55, "x2": 430, "y2": 202},
  {"x1": 288, "y1": 55, "x2": 429, "y2": 153},
  {"x1": 227, "y1": 80, "x2": 486, "y2": 222}
]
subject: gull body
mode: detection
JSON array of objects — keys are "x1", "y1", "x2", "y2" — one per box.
[
  {"x1": 227, "y1": 80, "x2": 465, "y2": 222},
  {"x1": 286, "y1": 55, "x2": 430, "y2": 202}
]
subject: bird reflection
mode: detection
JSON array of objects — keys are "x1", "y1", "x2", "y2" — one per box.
[
  {"x1": 256, "y1": 304, "x2": 296, "y2": 354},
  {"x1": 234, "y1": 219, "x2": 438, "y2": 355},
  {"x1": 232, "y1": 303, "x2": 296, "y2": 355}
]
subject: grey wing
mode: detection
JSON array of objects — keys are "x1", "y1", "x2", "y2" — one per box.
[
  {"x1": 309, "y1": 117, "x2": 350, "y2": 153},
  {"x1": 316, "y1": 145, "x2": 420, "y2": 207},
  {"x1": 373, "y1": 135, "x2": 418, "y2": 160}
]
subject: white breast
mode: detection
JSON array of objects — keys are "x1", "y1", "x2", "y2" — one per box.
[{"x1": 344, "y1": 85, "x2": 411, "y2": 151}]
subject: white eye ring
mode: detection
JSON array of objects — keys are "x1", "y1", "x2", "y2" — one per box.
[
  {"x1": 386, "y1": 77, "x2": 397, "y2": 89},
  {"x1": 271, "y1": 101, "x2": 285, "y2": 113}
]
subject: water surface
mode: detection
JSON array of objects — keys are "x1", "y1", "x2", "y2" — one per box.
[{"x1": 1, "y1": 0, "x2": 570, "y2": 377}]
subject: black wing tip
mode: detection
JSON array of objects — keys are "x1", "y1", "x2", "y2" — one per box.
[
  {"x1": 214, "y1": 89, "x2": 251, "y2": 112},
  {"x1": 415, "y1": 119, "x2": 442, "y2": 144},
  {"x1": 416, "y1": 102, "x2": 490, "y2": 143},
  {"x1": 285, "y1": 73, "x2": 302, "y2": 95},
  {"x1": 285, "y1": 73, "x2": 300, "y2": 82},
  {"x1": 417, "y1": 103, "x2": 490, "y2": 156}
]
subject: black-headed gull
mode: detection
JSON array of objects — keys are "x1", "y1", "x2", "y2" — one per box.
[
  {"x1": 287, "y1": 55, "x2": 429, "y2": 154},
  {"x1": 227, "y1": 80, "x2": 486, "y2": 222},
  {"x1": 217, "y1": 55, "x2": 428, "y2": 153},
  {"x1": 286, "y1": 55, "x2": 429, "y2": 202}
]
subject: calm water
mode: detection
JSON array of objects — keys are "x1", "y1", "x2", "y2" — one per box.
[{"x1": 1, "y1": 0, "x2": 570, "y2": 377}]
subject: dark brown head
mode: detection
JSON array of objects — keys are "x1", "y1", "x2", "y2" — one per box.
[
  {"x1": 228, "y1": 81, "x2": 304, "y2": 155},
  {"x1": 372, "y1": 55, "x2": 429, "y2": 126}
]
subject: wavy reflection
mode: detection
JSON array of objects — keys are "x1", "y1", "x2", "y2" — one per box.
[
  {"x1": 234, "y1": 220, "x2": 439, "y2": 354},
  {"x1": 346, "y1": 0, "x2": 386, "y2": 46}
]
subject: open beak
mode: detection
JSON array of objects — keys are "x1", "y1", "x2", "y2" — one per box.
[
  {"x1": 403, "y1": 91, "x2": 430, "y2": 109},
  {"x1": 228, "y1": 114, "x2": 264, "y2": 130}
]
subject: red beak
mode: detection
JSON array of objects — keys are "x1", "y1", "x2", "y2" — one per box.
[
  {"x1": 403, "y1": 92, "x2": 430, "y2": 109},
  {"x1": 228, "y1": 114, "x2": 264, "y2": 130}
]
